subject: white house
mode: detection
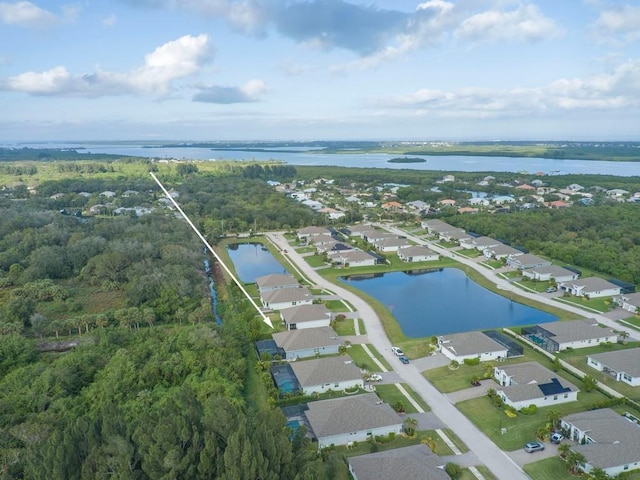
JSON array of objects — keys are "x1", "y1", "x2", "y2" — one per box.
[
  {"x1": 329, "y1": 250, "x2": 377, "y2": 268},
  {"x1": 561, "y1": 409, "x2": 640, "y2": 477},
  {"x1": 522, "y1": 319, "x2": 617, "y2": 352},
  {"x1": 290, "y1": 356, "x2": 364, "y2": 395},
  {"x1": 397, "y1": 245, "x2": 439, "y2": 263},
  {"x1": 507, "y1": 253, "x2": 552, "y2": 270},
  {"x1": 459, "y1": 236, "x2": 502, "y2": 251},
  {"x1": 520, "y1": 265, "x2": 580, "y2": 282},
  {"x1": 559, "y1": 277, "x2": 621, "y2": 298},
  {"x1": 439, "y1": 331, "x2": 508, "y2": 363},
  {"x1": 348, "y1": 445, "x2": 449, "y2": 480},
  {"x1": 260, "y1": 286, "x2": 314, "y2": 310},
  {"x1": 297, "y1": 226, "x2": 331, "y2": 241},
  {"x1": 483, "y1": 244, "x2": 523, "y2": 260},
  {"x1": 373, "y1": 237, "x2": 409, "y2": 252},
  {"x1": 272, "y1": 327, "x2": 342, "y2": 360},
  {"x1": 280, "y1": 303, "x2": 332, "y2": 330},
  {"x1": 587, "y1": 349, "x2": 640, "y2": 387},
  {"x1": 493, "y1": 362, "x2": 579, "y2": 409},
  {"x1": 255, "y1": 273, "x2": 299, "y2": 293},
  {"x1": 305, "y1": 393, "x2": 403, "y2": 449},
  {"x1": 617, "y1": 292, "x2": 640, "y2": 313}
]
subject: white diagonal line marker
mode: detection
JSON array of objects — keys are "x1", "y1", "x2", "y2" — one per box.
[{"x1": 150, "y1": 172, "x2": 273, "y2": 328}]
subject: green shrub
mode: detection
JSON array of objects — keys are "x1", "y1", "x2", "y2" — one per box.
[
  {"x1": 463, "y1": 357, "x2": 480, "y2": 366},
  {"x1": 520, "y1": 404, "x2": 537, "y2": 415}
]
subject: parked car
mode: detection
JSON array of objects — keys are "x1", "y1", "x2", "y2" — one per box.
[
  {"x1": 367, "y1": 373, "x2": 383, "y2": 382},
  {"x1": 399, "y1": 356, "x2": 410, "y2": 365},
  {"x1": 524, "y1": 442, "x2": 545, "y2": 453},
  {"x1": 391, "y1": 346, "x2": 404, "y2": 356},
  {"x1": 545, "y1": 286, "x2": 557, "y2": 293},
  {"x1": 551, "y1": 432, "x2": 564, "y2": 444}
]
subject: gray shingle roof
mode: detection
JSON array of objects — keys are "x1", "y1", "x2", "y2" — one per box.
[
  {"x1": 398, "y1": 245, "x2": 438, "y2": 257},
  {"x1": 348, "y1": 445, "x2": 450, "y2": 480},
  {"x1": 261, "y1": 287, "x2": 313, "y2": 305},
  {"x1": 588, "y1": 348, "x2": 640, "y2": 377},
  {"x1": 496, "y1": 362, "x2": 579, "y2": 402},
  {"x1": 280, "y1": 303, "x2": 331, "y2": 325},
  {"x1": 440, "y1": 331, "x2": 507, "y2": 357},
  {"x1": 291, "y1": 356, "x2": 362, "y2": 387},
  {"x1": 539, "y1": 319, "x2": 614, "y2": 344},
  {"x1": 272, "y1": 327, "x2": 342, "y2": 351},
  {"x1": 569, "y1": 277, "x2": 620, "y2": 292},
  {"x1": 564, "y1": 408, "x2": 640, "y2": 469},
  {"x1": 487, "y1": 244, "x2": 522, "y2": 256},
  {"x1": 528, "y1": 265, "x2": 577, "y2": 278},
  {"x1": 305, "y1": 393, "x2": 402, "y2": 438},
  {"x1": 255, "y1": 273, "x2": 298, "y2": 290}
]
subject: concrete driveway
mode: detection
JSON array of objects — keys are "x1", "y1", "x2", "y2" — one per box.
[{"x1": 507, "y1": 441, "x2": 560, "y2": 467}]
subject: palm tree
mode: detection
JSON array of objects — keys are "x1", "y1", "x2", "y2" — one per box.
[
  {"x1": 547, "y1": 409, "x2": 561, "y2": 431},
  {"x1": 618, "y1": 330, "x2": 630, "y2": 345},
  {"x1": 403, "y1": 417, "x2": 418, "y2": 437},
  {"x1": 558, "y1": 443, "x2": 571, "y2": 459},
  {"x1": 420, "y1": 436, "x2": 437, "y2": 453},
  {"x1": 589, "y1": 467, "x2": 609, "y2": 480},
  {"x1": 566, "y1": 451, "x2": 587, "y2": 475}
]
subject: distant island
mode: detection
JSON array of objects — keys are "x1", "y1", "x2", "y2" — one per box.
[{"x1": 388, "y1": 157, "x2": 427, "y2": 164}]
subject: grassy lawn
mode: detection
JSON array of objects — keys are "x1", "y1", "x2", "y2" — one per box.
[
  {"x1": 457, "y1": 382, "x2": 612, "y2": 451},
  {"x1": 294, "y1": 246, "x2": 316, "y2": 254},
  {"x1": 481, "y1": 259, "x2": 504, "y2": 269},
  {"x1": 500, "y1": 270, "x2": 522, "y2": 279},
  {"x1": 554, "y1": 295, "x2": 615, "y2": 313},
  {"x1": 402, "y1": 383, "x2": 431, "y2": 412},
  {"x1": 523, "y1": 457, "x2": 576, "y2": 480},
  {"x1": 558, "y1": 341, "x2": 640, "y2": 404},
  {"x1": 468, "y1": 466, "x2": 497, "y2": 480},
  {"x1": 517, "y1": 279, "x2": 555, "y2": 293},
  {"x1": 305, "y1": 254, "x2": 328, "y2": 268},
  {"x1": 619, "y1": 316, "x2": 640, "y2": 330},
  {"x1": 347, "y1": 344, "x2": 391, "y2": 372},
  {"x1": 333, "y1": 317, "x2": 356, "y2": 336},
  {"x1": 442, "y1": 428, "x2": 468, "y2": 453},
  {"x1": 334, "y1": 429, "x2": 452, "y2": 458},
  {"x1": 324, "y1": 299, "x2": 348, "y2": 311},
  {"x1": 374, "y1": 384, "x2": 420, "y2": 414},
  {"x1": 423, "y1": 363, "x2": 493, "y2": 393},
  {"x1": 358, "y1": 318, "x2": 366, "y2": 334},
  {"x1": 435, "y1": 240, "x2": 459, "y2": 248}
]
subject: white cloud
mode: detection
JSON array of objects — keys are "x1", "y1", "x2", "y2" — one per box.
[
  {"x1": 192, "y1": 78, "x2": 267, "y2": 103},
  {"x1": 591, "y1": 4, "x2": 640, "y2": 44},
  {"x1": 377, "y1": 60, "x2": 640, "y2": 118},
  {"x1": 455, "y1": 3, "x2": 562, "y2": 43},
  {"x1": 0, "y1": 1, "x2": 59, "y2": 27},
  {"x1": 0, "y1": 34, "x2": 212, "y2": 97}
]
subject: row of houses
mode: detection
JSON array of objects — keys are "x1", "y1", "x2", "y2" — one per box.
[
  {"x1": 422, "y1": 219, "x2": 626, "y2": 299},
  {"x1": 298, "y1": 225, "x2": 439, "y2": 267}
]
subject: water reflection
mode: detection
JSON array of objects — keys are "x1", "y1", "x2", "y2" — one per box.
[
  {"x1": 340, "y1": 268, "x2": 556, "y2": 337},
  {"x1": 227, "y1": 242, "x2": 287, "y2": 283}
]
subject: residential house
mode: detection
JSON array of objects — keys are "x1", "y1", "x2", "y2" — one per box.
[
  {"x1": 561, "y1": 408, "x2": 640, "y2": 477},
  {"x1": 493, "y1": 362, "x2": 579, "y2": 409},
  {"x1": 438, "y1": 228, "x2": 472, "y2": 243},
  {"x1": 343, "y1": 224, "x2": 375, "y2": 238},
  {"x1": 272, "y1": 326, "x2": 342, "y2": 360},
  {"x1": 468, "y1": 197, "x2": 490, "y2": 207},
  {"x1": 559, "y1": 277, "x2": 621, "y2": 298},
  {"x1": 438, "y1": 331, "x2": 509, "y2": 363},
  {"x1": 316, "y1": 241, "x2": 353, "y2": 255},
  {"x1": 362, "y1": 230, "x2": 394, "y2": 244},
  {"x1": 507, "y1": 253, "x2": 552, "y2": 270},
  {"x1": 457, "y1": 207, "x2": 479, "y2": 214},
  {"x1": 441, "y1": 175, "x2": 455, "y2": 182},
  {"x1": 280, "y1": 303, "x2": 332, "y2": 330},
  {"x1": 260, "y1": 286, "x2": 314, "y2": 310},
  {"x1": 329, "y1": 250, "x2": 378, "y2": 268},
  {"x1": 290, "y1": 356, "x2": 364, "y2": 395},
  {"x1": 421, "y1": 219, "x2": 453, "y2": 234},
  {"x1": 297, "y1": 226, "x2": 331, "y2": 241},
  {"x1": 521, "y1": 265, "x2": 580, "y2": 283},
  {"x1": 100, "y1": 190, "x2": 116, "y2": 198},
  {"x1": 406, "y1": 200, "x2": 429, "y2": 212},
  {"x1": 587, "y1": 349, "x2": 640, "y2": 387},
  {"x1": 567, "y1": 183, "x2": 584, "y2": 192},
  {"x1": 373, "y1": 237, "x2": 409, "y2": 252},
  {"x1": 459, "y1": 236, "x2": 502, "y2": 251},
  {"x1": 397, "y1": 245, "x2": 439, "y2": 263},
  {"x1": 381, "y1": 201, "x2": 403, "y2": 210},
  {"x1": 483, "y1": 244, "x2": 524, "y2": 260},
  {"x1": 491, "y1": 195, "x2": 515, "y2": 204},
  {"x1": 348, "y1": 444, "x2": 450, "y2": 480},
  {"x1": 305, "y1": 393, "x2": 403, "y2": 449},
  {"x1": 618, "y1": 292, "x2": 640, "y2": 313},
  {"x1": 309, "y1": 233, "x2": 335, "y2": 247},
  {"x1": 606, "y1": 188, "x2": 629, "y2": 199},
  {"x1": 438, "y1": 199, "x2": 456, "y2": 206},
  {"x1": 522, "y1": 319, "x2": 617, "y2": 352},
  {"x1": 256, "y1": 273, "x2": 299, "y2": 293}
]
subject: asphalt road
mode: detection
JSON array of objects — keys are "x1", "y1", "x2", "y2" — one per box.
[{"x1": 266, "y1": 231, "x2": 532, "y2": 480}]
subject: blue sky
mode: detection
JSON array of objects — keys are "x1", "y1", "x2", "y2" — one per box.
[{"x1": 1, "y1": 0, "x2": 639, "y2": 142}]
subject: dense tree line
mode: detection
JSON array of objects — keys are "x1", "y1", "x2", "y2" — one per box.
[{"x1": 447, "y1": 203, "x2": 640, "y2": 284}]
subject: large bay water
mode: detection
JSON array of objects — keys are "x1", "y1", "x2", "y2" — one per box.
[
  {"x1": 340, "y1": 268, "x2": 557, "y2": 337},
  {"x1": 14, "y1": 142, "x2": 640, "y2": 176},
  {"x1": 227, "y1": 242, "x2": 287, "y2": 283}
]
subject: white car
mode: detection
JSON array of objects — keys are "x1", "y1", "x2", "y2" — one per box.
[
  {"x1": 367, "y1": 374, "x2": 383, "y2": 382},
  {"x1": 391, "y1": 346, "x2": 404, "y2": 356}
]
